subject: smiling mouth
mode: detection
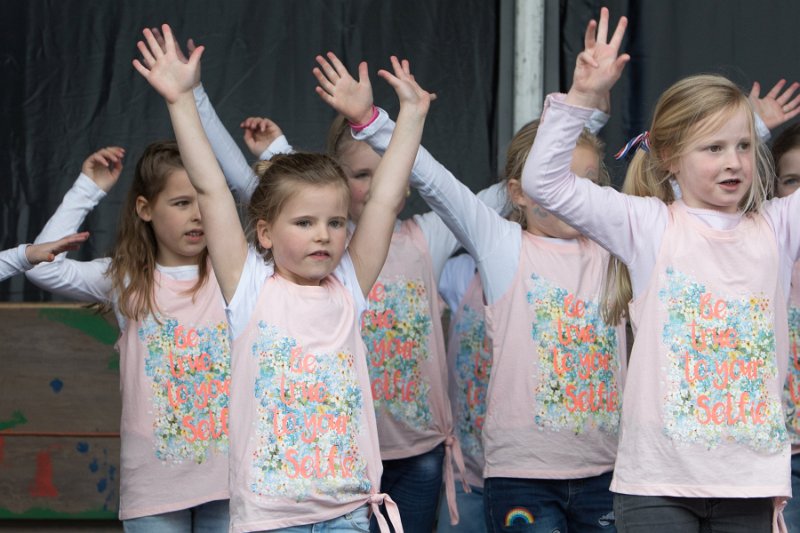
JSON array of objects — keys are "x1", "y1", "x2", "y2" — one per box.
[
  {"x1": 719, "y1": 178, "x2": 741, "y2": 185},
  {"x1": 185, "y1": 230, "x2": 204, "y2": 238}
]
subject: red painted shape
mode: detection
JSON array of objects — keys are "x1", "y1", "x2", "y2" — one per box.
[{"x1": 29, "y1": 450, "x2": 58, "y2": 498}]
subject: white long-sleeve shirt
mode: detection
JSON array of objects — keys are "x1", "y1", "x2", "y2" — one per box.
[{"x1": 0, "y1": 245, "x2": 33, "y2": 283}]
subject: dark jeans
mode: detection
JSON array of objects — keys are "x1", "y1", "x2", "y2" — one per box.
[
  {"x1": 613, "y1": 494, "x2": 772, "y2": 533},
  {"x1": 483, "y1": 473, "x2": 615, "y2": 532},
  {"x1": 370, "y1": 443, "x2": 445, "y2": 533}
]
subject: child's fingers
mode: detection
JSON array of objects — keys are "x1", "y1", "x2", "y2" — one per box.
[
  {"x1": 314, "y1": 85, "x2": 335, "y2": 106},
  {"x1": 576, "y1": 50, "x2": 599, "y2": 69},
  {"x1": 137, "y1": 41, "x2": 156, "y2": 67},
  {"x1": 132, "y1": 58, "x2": 150, "y2": 78},
  {"x1": 748, "y1": 81, "x2": 761, "y2": 100},
  {"x1": 584, "y1": 19, "x2": 597, "y2": 50},
  {"x1": 141, "y1": 28, "x2": 163, "y2": 59},
  {"x1": 784, "y1": 92, "x2": 800, "y2": 112},
  {"x1": 187, "y1": 38, "x2": 197, "y2": 53},
  {"x1": 160, "y1": 24, "x2": 176, "y2": 55},
  {"x1": 315, "y1": 55, "x2": 339, "y2": 83},
  {"x1": 596, "y1": 7, "x2": 609, "y2": 44},
  {"x1": 326, "y1": 52, "x2": 349, "y2": 78},
  {"x1": 312, "y1": 67, "x2": 336, "y2": 96},
  {"x1": 609, "y1": 15, "x2": 628, "y2": 50},
  {"x1": 766, "y1": 79, "x2": 787, "y2": 100},
  {"x1": 357, "y1": 61, "x2": 370, "y2": 84}
]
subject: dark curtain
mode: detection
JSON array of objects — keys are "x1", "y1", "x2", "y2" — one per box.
[{"x1": 0, "y1": 0, "x2": 500, "y2": 301}]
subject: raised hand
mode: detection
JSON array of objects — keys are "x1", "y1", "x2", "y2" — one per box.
[
  {"x1": 749, "y1": 79, "x2": 800, "y2": 130},
  {"x1": 378, "y1": 56, "x2": 436, "y2": 117},
  {"x1": 132, "y1": 24, "x2": 204, "y2": 104},
  {"x1": 150, "y1": 26, "x2": 200, "y2": 88},
  {"x1": 313, "y1": 52, "x2": 374, "y2": 125},
  {"x1": 26, "y1": 232, "x2": 90, "y2": 264},
  {"x1": 240, "y1": 117, "x2": 283, "y2": 156},
  {"x1": 567, "y1": 7, "x2": 630, "y2": 108},
  {"x1": 81, "y1": 146, "x2": 125, "y2": 192}
]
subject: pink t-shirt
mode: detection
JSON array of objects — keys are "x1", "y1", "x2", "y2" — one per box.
[
  {"x1": 228, "y1": 260, "x2": 387, "y2": 532},
  {"x1": 116, "y1": 270, "x2": 230, "y2": 519},
  {"x1": 612, "y1": 202, "x2": 790, "y2": 498},
  {"x1": 483, "y1": 232, "x2": 626, "y2": 479},
  {"x1": 447, "y1": 271, "x2": 491, "y2": 488},
  {"x1": 362, "y1": 219, "x2": 452, "y2": 460},
  {"x1": 785, "y1": 263, "x2": 800, "y2": 454}
]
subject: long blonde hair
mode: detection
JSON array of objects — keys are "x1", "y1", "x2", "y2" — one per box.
[
  {"x1": 248, "y1": 152, "x2": 350, "y2": 261},
  {"x1": 601, "y1": 74, "x2": 774, "y2": 324},
  {"x1": 505, "y1": 119, "x2": 609, "y2": 229},
  {"x1": 107, "y1": 141, "x2": 210, "y2": 320}
]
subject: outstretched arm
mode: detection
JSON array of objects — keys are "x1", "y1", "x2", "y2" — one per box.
[
  {"x1": 314, "y1": 53, "x2": 433, "y2": 295},
  {"x1": 150, "y1": 26, "x2": 262, "y2": 202},
  {"x1": 1, "y1": 233, "x2": 89, "y2": 283},
  {"x1": 133, "y1": 24, "x2": 247, "y2": 302}
]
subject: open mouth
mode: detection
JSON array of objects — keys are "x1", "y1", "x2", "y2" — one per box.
[
  {"x1": 185, "y1": 230, "x2": 204, "y2": 241},
  {"x1": 309, "y1": 251, "x2": 331, "y2": 259},
  {"x1": 719, "y1": 178, "x2": 741, "y2": 189}
]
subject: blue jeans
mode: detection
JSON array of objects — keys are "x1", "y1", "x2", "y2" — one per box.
[
  {"x1": 613, "y1": 494, "x2": 772, "y2": 533},
  {"x1": 262, "y1": 506, "x2": 370, "y2": 532},
  {"x1": 483, "y1": 473, "x2": 615, "y2": 532},
  {"x1": 786, "y1": 454, "x2": 800, "y2": 533},
  {"x1": 437, "y1": 483, "x2": 486, "y2": 533},
  {"x1": 370, "y1": 443, "x2": 445, "y2": 533},
  {"x1": 123, "y1": 498, "x2": 229, "y2": 532}
]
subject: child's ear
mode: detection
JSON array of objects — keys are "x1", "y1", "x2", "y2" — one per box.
[
  {"x1": 256, "y1": 219, "x2": 272, "y2": 250},
  {"x1": 506, "y1": 178, "x2": 531, "y2": 208},
  {"x1": 135, "y1": 196, "x2": 152, "y2": 222}
]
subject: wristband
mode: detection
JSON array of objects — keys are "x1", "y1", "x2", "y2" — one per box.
[{"x1": 348, "y1": 105, "x2": 379, "y2": 132}]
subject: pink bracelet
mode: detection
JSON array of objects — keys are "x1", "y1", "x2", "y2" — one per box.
[{"x1": 348, "y1": 105, "x2": 379, "y2": 132}]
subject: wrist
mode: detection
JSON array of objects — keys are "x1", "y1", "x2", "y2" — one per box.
[
  {"x1": 565, "y1": 87, "x2": 606, "y2": 110},
  {"x1": 349, "y1": 105, "x2": 379, "y2": 132}
]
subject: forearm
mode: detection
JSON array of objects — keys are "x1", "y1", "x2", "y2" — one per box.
[
  {"x1": 193, "y1": 84, "x2": 258, "y2": 202},
  {"x1": 0, "y1": 245, "x2": 33, "y2": 282},
  {"x1": 34, "y1": 174, "x2": 106, "y2": 244}
]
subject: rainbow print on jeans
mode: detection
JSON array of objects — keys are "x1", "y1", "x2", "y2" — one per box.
[
  {"x1": 659, "y1": 267, "x2": 786, "y2": 452},
  {"x1": 454, "y1": 305, "x2": 491, "y2": 459},
  {"x1": 526, "y1": 274, "x2": 620, "y2": 434},
  {"x1": 504, "y1": 507, "x2": 534, "y2": 526},
  {"x1": 139, "y1": 316, "x2": 231, "y2": 463},
  {"x1": 249, "y1": 322, "x2": 370, "y2": 500},
  {"x1": 361, "y1": 277, "x2": 433, "y2": 428}
]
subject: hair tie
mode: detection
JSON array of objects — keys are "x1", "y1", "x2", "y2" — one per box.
[{"x1": 614, "y1": 131, "x2": 651, "y2": 160}]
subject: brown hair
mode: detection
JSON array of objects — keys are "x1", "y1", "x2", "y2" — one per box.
[
  {"x1": 326, "y1": 114, "x2": 352, "y2": 158},
  {"x1": 248, "y1": 152, "x2": 350, "y2": 260},
  {"x1": 771, "y1": 122, "x2": 800, "y2": 185},
  {"x1": 505, "y1": 119, "x2": 609, "y2": 229},
  {"x1": 601, "y1": 74, "x2": 774, "y2": 325},
  {"x1": 107, "y1": 141, "x2": 209, "y2": 320}
]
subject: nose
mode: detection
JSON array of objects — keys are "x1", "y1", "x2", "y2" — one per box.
[
  {"x1": 191, "y1": 203, "x2": 202, "y2": 222},
  {"x1": 725, "y1": 147, "x2": 743, "y2": 171},
  {"x1": 315, "y1": 223, "x2": 330, "y2": 243}
]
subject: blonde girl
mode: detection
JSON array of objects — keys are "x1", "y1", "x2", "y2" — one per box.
[{"x1": 523, "y1": 8, "x2": 800, "y2": 532}]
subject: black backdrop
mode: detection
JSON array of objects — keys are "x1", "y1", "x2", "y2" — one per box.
[
  {"x1": 0, "y1": 0, "x2": 500, "y2": 301},
  {"x1": 4, "y1": 0, "x2": 800, "y2": 301}
]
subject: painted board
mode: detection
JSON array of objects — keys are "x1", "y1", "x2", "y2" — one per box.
[{"x1": 0, "y1": 304, "x2": 120, "y2": 519}]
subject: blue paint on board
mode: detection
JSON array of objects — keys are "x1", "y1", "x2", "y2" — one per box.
[
  {"x1": 89, "y1": 458, "x2": 99, "y2": 473},
  {"x1": 76, "y1": 442, "x2": 89, "y2": 453},
  {"x1": 49, "y1": 378, "x2": 63, "y2": 393},
  {"x1": 97, "y1": 478, "x2": 107, "y2": 493}
]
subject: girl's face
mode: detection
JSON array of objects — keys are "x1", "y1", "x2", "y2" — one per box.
[
  {"x1": 136, "y1": 169, "x2": 205, "y2": 266},
  {"x1": 257, "y1": 183, "x2": 349, "y2": 286},
  {"x1": 670, "y1": 106, "x2": 753, "y2": 213},
  {"x1": 337, "y1": 140, "x2": 382, "y2": 223},
  {"x1": 776, "y1": 147, "x2": 800, "y2": 198},
  {"x1": 523, "y1": 145, "x2": 601, "y2": 239}
]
